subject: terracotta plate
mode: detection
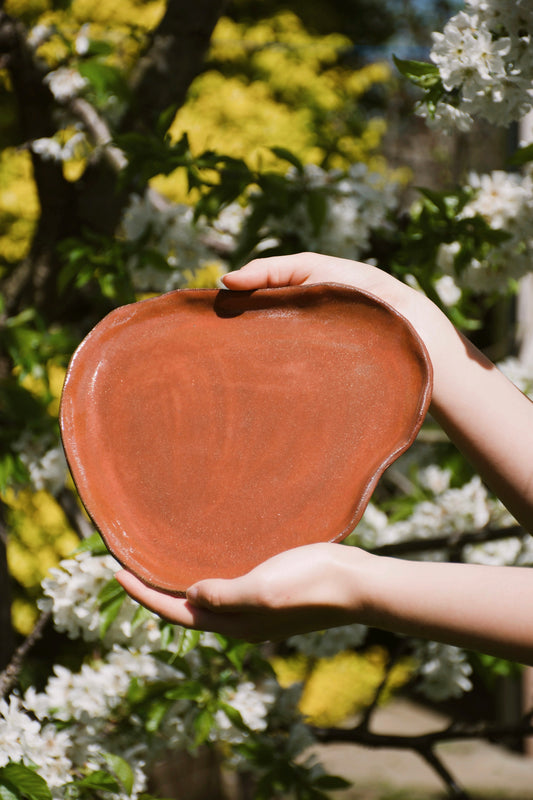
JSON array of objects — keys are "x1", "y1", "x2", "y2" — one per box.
[{"x1": 60, "y1": 284, "x2": 432, "y2": 593}]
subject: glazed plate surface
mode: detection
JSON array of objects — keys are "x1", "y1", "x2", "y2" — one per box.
[{"x1": 60, "y1": 284, "x2": 432, "y2": 592}]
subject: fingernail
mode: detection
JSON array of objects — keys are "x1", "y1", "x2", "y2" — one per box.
[{"x1": 186, "y1": 586, "x2": 198, "y2": 603}]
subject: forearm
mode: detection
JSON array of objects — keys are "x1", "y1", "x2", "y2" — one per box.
[
  {"x1": 352, "y1": 550, "x2": 533, "y2": 664},
  {"x1": 414, "y1": 302, "x2": 533, "y2": 533}
]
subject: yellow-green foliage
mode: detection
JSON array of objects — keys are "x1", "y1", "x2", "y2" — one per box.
[
  {"x1": 184, "y1": 262, "x2": 226, "y2": 288},
  {"x1": 271, "y1": 646, "x2": 414, "y2": 727},
  {"x1": 6, "y1": 0, "x2": 164, "y2": 68},
  {"x1": 166, "y1": 13, "x2": 392, "y2": 176},
  {"x1": 0, "y1": 148, "x2": 40, "y2": 266},
  {"x1": 6, "y1": 489, "x2": 79, "y2": 634}
]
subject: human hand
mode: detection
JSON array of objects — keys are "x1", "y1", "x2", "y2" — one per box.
[
  {"x1": 116, "y1": 543, "x2": 373, "y2": 642},
  {"x1": 221, "y1": 252, "x2": 440, "y2": 345}
]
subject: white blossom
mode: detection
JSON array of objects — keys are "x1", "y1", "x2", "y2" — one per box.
[
  {"x1": 13, "y1": 433, "x2": 68, "y2": 495},
  {"x1": 25, "y1": 647, "x2": 170, "y2": 724},
  {"x1": 122, "y1": 192, "x2": 227, "y2": 291},
  {"x1": 435, "y1": 274, "x2": 462, "y2": 306},
  {"x1": 0, "y1": 697, "x2": 72, "y2": 788},
  {"x1": 31, "y1": 137, "x2": 64, "y2": 162},
  {"x1": 213, "y1": 681, "x2": 276, "y2": 743},
  {"x1": 413, "y1": 642, "x2": 473, "y2": 701},
  {"x1": 75, "y1": 25, "x2": 91, "y2": 56},
  {"x1": 44, "y1": 68, "x2": 88, "y2": 103},
  {"x1": 421, "y1": 0, "x2": 533, "y2": 128},
  {"x1": 496, "y1": 357, "x2": 533, "y2": 398},
  {"x1": 288, "y1": 625, "x2": 367, "y2": 657},
  {"x1": 436, "y1": 170, "x2": 533, "y2": 293},
  {"x1": 264, "y1": 163, "x2": 397, "y2": 260},
  {"x1": 27, "y1": 24, "x2": 54, "y2": 49}
]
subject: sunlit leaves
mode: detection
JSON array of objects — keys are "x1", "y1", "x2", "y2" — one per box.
[{"x1": 0, "y1": 763, "x2": 51, "y2": 800}]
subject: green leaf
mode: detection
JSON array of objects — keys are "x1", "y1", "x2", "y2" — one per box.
[
  {"x1": 145, "y1": 698, "x2": 174, "y2": 733},
  {"x1": 218, "y1": 702, "x2": 248, "y2": 731},
  {"x1": 0, "y1": 763, "x2": 52, "y2": 800},
  {"x1": 393, "y1": 55, "x2": 441, "y2": 88},
  {"x1": 78, "y1": 60, "x2": 129, "y2": 104},
  {"x1": 74, "y1": 531, "x2": 109, "y2": 556},
  {"x1": 313, "y1": 773, "x2": 352, "y2": 790},
  {"x1": 270, "y1": 146, "x2": 304, "y2": 173},
  {"x1": 76, "y1": 770, "x2": 120, "y2": 793},
  {"x1": 98, "y1": 578, "x2": 127, "y2": 636},
  {"x1": 153, "y1": 649, "x2": 190, "y2": 675},
  {"x1": 508, "y1": 142, "x2": 533, "y2": 167},
  {"x1": 101, "y1": 753, "x2": 134, "y2": 795},
  {"x1": 164, "y1": 680, "x2": 204, "y2": 701},
  {"x1": 157, "y1": 104, "x2": 179, "y2": 138},
  {"x1": 193, "y1": 708, "x2": 214, "y2": 744},
  {"x1": 176, "y1": 627, "x2": 201, "y2": 655}
]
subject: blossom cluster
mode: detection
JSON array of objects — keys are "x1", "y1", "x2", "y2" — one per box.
[
  {"x1": 13, "y1": 432, "x2": 69, "y2": 496},
  {"x1": 121, "y1": 191, "x2": 227, "y2": 291},
  {"x1": 356, "y1": 468, "x2": 521, "y2": 556},
  {"x1": 420, "y1": 0, "x2": 533, "y2": 130},
  {"x1": 412, "y1": 642, "x2": 473, "y2": 701},
  {"x1": 1, "y1": 550, "x2": 277, "y2": 796},
  {"x1": 436, "y1": 170, "x2": 533, "y2": 294},
  {"x1": 265, "y1": 163, "x2": 398, "y2": 260}
]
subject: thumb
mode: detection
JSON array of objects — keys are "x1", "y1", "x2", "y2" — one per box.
[{"x1": 186, "y1": 574, "x2": 260, "y2": 613}]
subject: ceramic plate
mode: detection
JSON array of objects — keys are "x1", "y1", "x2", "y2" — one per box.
[{"x1": 60, "y1": 284, "x2": 432, "y2": 593}]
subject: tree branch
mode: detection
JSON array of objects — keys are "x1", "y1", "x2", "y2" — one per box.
[
  {"x1": 369, "y1": 524, "x2": 526, "y2": 559},
  {"x1": 0, "y1": 609, "x2": 52, "y2": 698}
]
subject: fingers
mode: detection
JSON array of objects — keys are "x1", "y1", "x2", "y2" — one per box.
[
  {"x1": 221, "y1": 252, "x2": 381, "y2": 296},
  {"x1": 221, "y1": 254, "x2": 317, "y2": 290},
  {"x1": 186, "y1": 575, "x2": 266, "y2": 613},
  {"x1": 115, "y1": 569, "x2": 268, "y2": 640},
  {"x1": 116, "y1": 570, "x2": 195, "y2": 624}
]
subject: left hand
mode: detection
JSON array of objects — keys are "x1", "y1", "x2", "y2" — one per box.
[{"x1": 115, "y1": 543, "x2": 372, "y2": 642}]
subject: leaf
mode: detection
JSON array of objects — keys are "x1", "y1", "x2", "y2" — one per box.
[
  {"x1": 78, "y1": 60, "x2": 129, "y2": 105},
  {"x1": 508, "y1": 142, "x2": 533, "y2": 167},
  {"x1": 0, "y1": 763, "x2": 52, "y2": 800},
  {"x1": 270, "y1": 146, "x2": 304, "y2": 173},
  {"x1": 101, "y1": 753, "x2": 134, "y2": 795},
  {"x1": 164, "y1": 680, "x2": 204, "y2": 701},
  {"x1": 176, "y1": 627, "x2": 201, "y2": 655},
  {"x1": 393, "y1": 55, "x2": 441, "y2": 88},
  {"x1": 74, "y1": 531, "x2": 109, "y2": 556},
  {"x1": 76, "y1": 770, "x2": 120, "y2": 793},
  {"x1": 218, "y1": 702, "x2": 248, "y2": 731},
  {"x1": 157, "y1": 104, "x2": 179, "y2": 138},
  {"x1": 193, "y1": 708, "x2": 214, "y2": 744},
  {"x1": 313, "y1": 773, "x2": 352, "y2": 790},
  {"x1": 98, "y1": 578, "x2": 127, "y2": 637},
  {"x1": 145, "y1": 698, "x2": 174, "y2": 733}
]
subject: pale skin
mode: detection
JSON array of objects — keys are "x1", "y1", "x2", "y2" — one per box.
[{"x1": 116, "y1": 253, "x2": 533, "y2": 665}]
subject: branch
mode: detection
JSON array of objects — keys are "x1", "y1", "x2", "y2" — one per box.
[
  {"x1": 68, "y1": 97, "x2": 127, "y2": 172},
  {"x1": 312, "y1": 714, "x2": 533, "y2": 751},
  {"x1": 370, "y1": 524, "x2": 525, "y2": 558},
  {"x1": 420, "y1": 746, "x2": 470, "y2": 799},
  {"x1": 312, "y1": 713, "x2": 533, "y2": 798},
  {"x1": 0, "y1": 609, "x2": 52, "y2": 698}
]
